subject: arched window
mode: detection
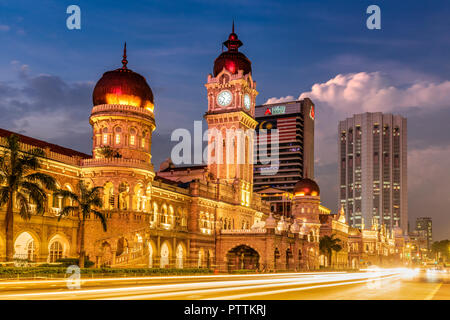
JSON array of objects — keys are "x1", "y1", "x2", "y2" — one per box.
[
  {"x1": 102, "y1": 127, "x2": 108, "y2": 145},
  {"x1": 114, "y1": 127, "x2": 122, "y2": 144},
  {"x1": 141, "y1": 131, "x2": 147, "y2": 149},
  {"x1": 130, "y1": 128, "x2": 136, "y2": 145},
  {"x1": 49, "y1": 241, "x2": 63, "y2": 263}
]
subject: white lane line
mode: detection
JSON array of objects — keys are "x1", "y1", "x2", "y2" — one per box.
[
  {"x1": 206, "y1": 274, "x2": 402, "y2": 300},
  {"x1": 425, "y1": 283, "x2": 442, "y2": 300}
]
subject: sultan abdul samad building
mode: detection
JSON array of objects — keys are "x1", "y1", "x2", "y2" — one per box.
[{"x1": 0, "y1": 27, "x2": 408, "y2": 271}]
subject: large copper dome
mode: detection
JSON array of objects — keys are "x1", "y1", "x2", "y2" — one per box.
[
  {"x1": 213, "y1": 24, "x2": 252, "y2": 77},
  {"x1": 293, "y1": 178, "x2": 320, "y2": 197},
  {"x1": 92, "y1": 44, "x2": 154, "y2": 110}
]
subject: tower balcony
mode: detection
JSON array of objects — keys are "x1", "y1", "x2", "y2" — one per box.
[
  {"x1": 90, "y1": 104, "x2": 155, "y2": 123},
  {"x1": 81, "y1": 157, "x2": 153, "y2": 171}
]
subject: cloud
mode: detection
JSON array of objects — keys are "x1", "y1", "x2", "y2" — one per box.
[
  {"x1": 264, "y1": 95, "x2": 294, "y2": 104},
  {"x1": 299, "y1": 72, "x2": 450, "y2": 114},
  {"x1": 0, "y1": 25, "x2": 10, "y2": 32},
  {"x1": 0, "y1": 64, "x2": 93, "y2": 154},
  {"x1": 267, "y1": 71, "x2": 450, "y2": 240}
]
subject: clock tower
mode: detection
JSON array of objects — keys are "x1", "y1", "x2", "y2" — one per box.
[{"x1": 204, "y1": 24, "x2": 258, "y2": 206}]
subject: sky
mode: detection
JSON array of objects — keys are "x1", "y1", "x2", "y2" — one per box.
[{"x1": 0, "y1": 0, "x2": 449, "y2": 240}]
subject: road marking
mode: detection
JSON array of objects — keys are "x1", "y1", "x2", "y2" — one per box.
[{"x1": 425, "y1": 283, "x2": 442, "y2": 300}]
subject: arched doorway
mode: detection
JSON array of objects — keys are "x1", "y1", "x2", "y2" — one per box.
[
  {"x1": 226, "y1": 245, "x2": 260, "y2": 272},
  {"x1": 14, "y1": 232, "x2": 38, "y2": 262},
  {"x1": 286, "y1": 248, "x2": 293, "y2": 270},
  {"x1": 160, "y1": 242, "x2": 169, "y2": 268},
  {"x1": 274, "y1": 248, "x2": 280, "y2": 270}
]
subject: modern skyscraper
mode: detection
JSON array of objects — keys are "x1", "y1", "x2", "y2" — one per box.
[
  {"x1": 415, "y1": 217, "x2": 432, "y2": 251},
  {"x1": 338, "y1": 112, "x2": 407, "y2": 233},
  {"x1": 253, "y1": 100, "x2": 315, "y2": 216},
  {"x1": 253, "y1": 99, "x2": 315, "y2": 194}
]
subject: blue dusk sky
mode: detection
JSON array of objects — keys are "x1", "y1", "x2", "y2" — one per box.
[{"x1": 0, "y1": 0, "x2": 449, "y2": 240}]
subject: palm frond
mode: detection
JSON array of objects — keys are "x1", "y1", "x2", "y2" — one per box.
[
  {"x1": 58, "y1": 205, "x2": 78, "y2": 221},
  {"x1": 16, "y1": 191, "x2": 31, "y2": 220},
  {"x1": 91, "y1": 209, "x2": 107, "y2": 231},
  {"x1": 20, "y1": 181, "x2": 47, "y2": 214},
  {"x1": 53, "y1": 189, "x2": 79, "y2": 204},
  {"x1": 0, "y1": 186, "x2": 10, "y2": 206},
  {"x1": 25, "y1": 172, "x2": 57, "y2": 191}
]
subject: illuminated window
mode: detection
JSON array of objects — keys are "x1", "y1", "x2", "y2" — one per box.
[
  {"x1": 115, "y1": 134, "x2": 120, "y2": 144},
  {"x1": 130, "y1": 128, "x2": 136, "y2": 145},
  {"x1": 103, "y1": 134, "x2": 108, "y2": 144},
  {"x1": 49, "y1": 241, "x2": 63, "y2": 263},
  {"x1": 141, "y1": 138, "x2": 145, "y2": 148}
]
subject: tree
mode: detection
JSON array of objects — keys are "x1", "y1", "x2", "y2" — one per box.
[
  {"x1": 319, "y1": 234, "x2": 343, "y2": 268},
  {"x1": 97, "y1": 146, "x2": 121, "y2": 159},
  {"x1": 0, "y1": 134, "x2": 57, "y2": 261},
  {"x1": 431, "y1": 240, "x2": 450, "y2": 263},
  {"x1": 55, "y1": 180, "x2": 107, "y2": 268}
]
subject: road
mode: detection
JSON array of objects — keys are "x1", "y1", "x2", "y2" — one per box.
[{"x1": 0, "y1": 269, "x2": 448, "y2": 300}]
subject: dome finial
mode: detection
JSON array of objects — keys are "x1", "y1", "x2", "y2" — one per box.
[
  {"x1": 232, "y1": 20, "x2": 235, "y2": 33},
  {"x1": 122, "y1": 42, "x2": 128, "y2": 69}
]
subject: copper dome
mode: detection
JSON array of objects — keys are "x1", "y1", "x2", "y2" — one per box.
[
  {"x1": 92, "y1": 43, "x2": 154, "y2": 110},
  {"x1": 213, "y1": 24, "x2": 252, "y2": 77},
  {"x1": 293, "y1": 178, "x2": 320, "y2": 197}
]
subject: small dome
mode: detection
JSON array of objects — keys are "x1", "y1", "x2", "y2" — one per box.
[
  {"x1": 93, "y1": 43, "x2": 154, "y2": 110},
  {"x1": 293, "y1": 178, "x2": 320, "y2": 196},
  {"x1": 290, "y1": 220, "x2": 300, "y2": 233},
  {"x1": 265, "y1": 212, "x2": 276, "y2": 229},
  {"x1": 213, "y1": 23, "x2": 252, "y2": 77}
]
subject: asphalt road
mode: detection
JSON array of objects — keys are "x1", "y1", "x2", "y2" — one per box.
[{"x1": 0, "y1": 269, "x2": 448, "y2": 300}]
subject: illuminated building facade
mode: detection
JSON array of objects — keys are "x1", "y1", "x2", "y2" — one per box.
[
  {"x1": 254, "y1": 99, "x2": 315, "y2": 215},
  {"x1": 0, "y1": 28, "x2": 408, "y2": 271},
  {"x1": 0, "y1": 27, "x2": 322, "y2": 271},
  {"x1": 338, "y1": 112, "x2": 407, "y2": 234},
  {"x1": 415, "y1": 217, "x2": 432, "y2": 251}
]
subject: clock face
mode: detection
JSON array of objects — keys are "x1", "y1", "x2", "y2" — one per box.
[
  {"x1": 217, "y1": 90, "x2": 232, "y2": 107},
  {"x1": 244, "y1": 94, "x2": 251, "y2": 110}
]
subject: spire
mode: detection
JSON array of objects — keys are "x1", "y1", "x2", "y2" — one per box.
[
  {"x1": 223, "y1": 21, "x2": 243, "y2": 51},
  {"x1": 121, "y1": 42, "x2": 128, "y2": 69}
]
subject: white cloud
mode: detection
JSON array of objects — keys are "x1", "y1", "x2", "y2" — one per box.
[
  {"x1": 0, "y1": 25, "x2": 10, "y2": 32},
  {"x1": 264, "y1": 95, "x2": 295, "y2": 104},
  {"x1": 298, "y1": 72, "x2": 450, "y2": 114}
]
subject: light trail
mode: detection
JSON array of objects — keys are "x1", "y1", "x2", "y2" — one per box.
[{"x1": 0, "y1": 270, "x2": 401, "y2": 300}]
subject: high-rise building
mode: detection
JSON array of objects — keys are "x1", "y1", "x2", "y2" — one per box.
[
  {"x1": 415, "y1": 217, "x2": 432, "y2": 251},
  {"x1": 338, "y1": 112, "x2": 407, "y2": 233},
  {"x1": 253, "y1": 100, "x2": 315, "y2": 191}
]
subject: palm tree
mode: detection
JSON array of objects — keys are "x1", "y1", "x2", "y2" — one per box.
[
  {"x1": 0, "y1": 134, "x2": 57, "y2": 261},
  {"x1": 319, "y1": 234, "x2": 343, "y2": 268},
  {"x1": 55, "y1": 180, "x2": 107, "y2": 268}
]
